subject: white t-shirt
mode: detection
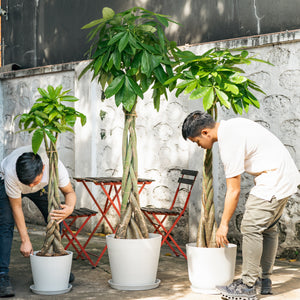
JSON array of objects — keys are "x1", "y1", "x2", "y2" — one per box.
[
  {"x1": 0, "y1": 145, "x2": 70, "y2": 199},
  {"x1": 218, "y1": 118, "x2": 300, "y2": 200}
]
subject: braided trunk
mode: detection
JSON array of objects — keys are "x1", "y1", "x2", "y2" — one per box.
[
  {"x1": 115, "y1": 105, "x2": 149, "y2": 239},
  {"x1": 38, "y1": 140, "x2": 67, "y2": 256},
  {"x1": 196, "y1": 107, "x2": 217, "y2": 248},
  {"x1": 196, "y1": 148, "x2": 217, "y2": 248}
]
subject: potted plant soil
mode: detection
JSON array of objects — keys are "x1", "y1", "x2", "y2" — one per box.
[
  {"x1": 167, "y1": 48, "x2": 269, "y2": 293},
  {"x1": 16, "y1": 85, "x2": 86, "y2": 295},
  {"x1": 80, "y1": 7, "x2": 180, "y2": 290}
]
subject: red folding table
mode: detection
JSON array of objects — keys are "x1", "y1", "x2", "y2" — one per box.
[{"x1": 62, "y1": 177, "x2": 153, "y2": 268}]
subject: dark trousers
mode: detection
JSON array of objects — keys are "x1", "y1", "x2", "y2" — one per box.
[{"x1": 0, "y1": 179, "x2": 48, "y2": 274}]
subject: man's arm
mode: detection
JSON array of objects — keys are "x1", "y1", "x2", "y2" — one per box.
[
  {"x1": 216, "y1": 175, "x2": 241, "y2": 247},
  {"x1": 49, "y1": 182, "x2": 76, "y2": 223},
  {"x1": 9, "y1": 197, "x2": 33, "y2": 257}
]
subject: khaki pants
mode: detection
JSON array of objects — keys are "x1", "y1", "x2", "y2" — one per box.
[{"x1": 240, "y1": 194, "x2": 289, "y2": 286}]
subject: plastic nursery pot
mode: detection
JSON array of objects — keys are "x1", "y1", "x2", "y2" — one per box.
[
  {"x1": 186, "y1": 243, "x2": 237, "y2": 294},
  {"x1": 29, "y1": 250, "x2": 73, "y2": 295},
  {"x1": 106, "y1": 233, "x2": 162, "y2": 290}
]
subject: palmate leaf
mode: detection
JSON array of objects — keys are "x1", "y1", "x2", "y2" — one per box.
[
  {"x1": 81, "y1": 18, "x2": 105, "y2": 29},
  {"x1": 65, "y1": 115, "x2": 77, "y2": 127},
  {"x1": 184, "y1": 81, "x2": 197, "y2": 94},
  {"x1": 32, "y1": 129, "x2": 44, "y2": 154},
  {"x1": 108, "y1": 32, "x2": 125, "y2": 46},
  {"x1": 37, "y1": 88, "x2": 49, "y2": 99},
  {"x1": 105, "y1": 75, "x2": 125, "y2": 98},
  {"x1": 118, "y1": 32, "x2": 129, "y2": 52},
  {"x1": 44, "y1": 129, "x2": 57, "y2": 144},
  {"x1": 47, "y1": 85, "x2": 56, "y2": 99},
  {"x1": 49, "y1": 111, "x2": 59, "y2": 123},
  {"x1": 156, "y1": 15, "x2": 169, "y2": 27},
  {"x1": 215, "y1": 87, "x2": 230, "y2": 108},
  {"x1": 34, "y1": 110, "x2": 49, "y2": 120},
  {"x1": 60, "y1": 95, "x2": 79, "y2": 102},
  {"x1": 189, "y1": 86, "x2": 210, "y2": 100},
  {"x1": 115, "y1": 78, "x2": 137, "y2": 111},
  {"x1": 102, "y1": 7, "x2": 115, "y2": 20},
  {"x1": 141, "y1": 51, "x2": 151, "y2": 77},
  {"x1": 127, "y1": 76, "x2": 144, "y2": 99},
  {"x1": 202, "y1": 87, "x2": 214, "y2": 111},
  {"x1": 76, "y1": 112, "x2": 87, "y2": 126},
  {"x1": 44, "y1": 104, "x2": 54, "y2": 114}
]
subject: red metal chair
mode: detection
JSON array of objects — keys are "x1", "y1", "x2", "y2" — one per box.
[
  {"x1": 141, "y1": 169, "x2": 198, "y2": 259},
  {"x1": 62, "y1": 207, "x2": 98, "y2": 266}
]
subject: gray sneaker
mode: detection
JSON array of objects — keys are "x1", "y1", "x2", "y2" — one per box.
[
  {"x1": 0, "y1": 274, "x2": 15, "y2": 297},
  {"x1": 216, "y1": 280, "x2": 257, "y2": 300}
]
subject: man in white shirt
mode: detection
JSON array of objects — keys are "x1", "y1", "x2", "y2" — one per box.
[
  {"x1": 0, "y1": 146, "x2": 76, "y2": 297},
  {"x1": 182, "y1": 111, "x2": 300, "y2": 300}
]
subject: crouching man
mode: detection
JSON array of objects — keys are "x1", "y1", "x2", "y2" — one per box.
[
  {"x1": 0, "y1": 145, "x2": 76, "y2": 297},
  {"x1": 182, "y1": 111, "x2": 300, "y2": 300}
]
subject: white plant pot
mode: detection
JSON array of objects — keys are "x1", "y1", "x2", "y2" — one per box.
[
  {"x1": 29, "y1": 250, "x2": 73, "y2": 295},
  {"x1": 106, "y1": 233, "x2": 162, "y2": 290},
  {"x1": 186, "y1": 243, "x2": 237, "y2": 294}
]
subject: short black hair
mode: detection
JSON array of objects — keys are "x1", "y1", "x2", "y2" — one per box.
[
  {"x1": 182, "y1": 111, "x2": 216, "y2": 140},
  {"x1": 16, "y1": 152, "x2": 44, "y2": 185}
]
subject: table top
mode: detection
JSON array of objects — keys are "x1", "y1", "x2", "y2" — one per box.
[{"x1": 73, "y1": 177, "x2": 154, "y2": 184}]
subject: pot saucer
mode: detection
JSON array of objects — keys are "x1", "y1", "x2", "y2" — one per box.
[
  {"x1": 30, "y1": 284, "x2": 72, "y2": 295},
  {"x1": 108, "y1": 279, "x2": 160, "y2": 290}
]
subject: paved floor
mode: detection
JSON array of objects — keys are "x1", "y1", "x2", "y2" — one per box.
[{"x1": 8, "y1": 224, "x2": 300, "y2": 299}]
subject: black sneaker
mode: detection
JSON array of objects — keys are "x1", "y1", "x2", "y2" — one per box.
[
  {"x1": 216, "y1": 280, "x2": 257, "y2": 300},
  {"x1": 0, "y1": 274, "x2": 15, "y2": 297},
  {"x1": 261, "y1": 278, "x2": 272, "y2": 295},
  {"x1": 255, "y1": 277, "x2": 272, "y2": 295}
]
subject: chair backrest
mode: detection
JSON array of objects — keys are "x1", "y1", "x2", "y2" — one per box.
[{"x1": 169, "y1": 169, "x2": 198, "y2": 212}]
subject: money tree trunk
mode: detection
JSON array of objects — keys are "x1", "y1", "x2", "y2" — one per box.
[
  {"x1": 115, "y1": 106, "x2": 149, "y2": 239},
  {"x1": 38, "y1": 140, "x2": 67, "y2": 256},
  {"x1": 196, "y1": 108, "x2": 217, "y2": 248}
]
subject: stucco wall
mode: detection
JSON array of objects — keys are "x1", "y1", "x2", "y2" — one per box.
[
  {"x1": 0, "y1": 65, "x2": 77, "y2": 224},
  {"x1": 0, "y1": 30, "x2": 299, "y2": 254}
]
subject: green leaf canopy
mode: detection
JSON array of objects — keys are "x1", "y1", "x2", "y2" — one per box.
[
  {"x1": 170, "y1": 48, "x2": 271, "y2": 115},
  {"x1": 15, "y1": 85, "x2": 87, "y2": 153},
  {"x1": 81, "y1": 7, "x2": 181, "y2": 112}
]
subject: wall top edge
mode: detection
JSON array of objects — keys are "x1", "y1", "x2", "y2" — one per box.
[
  {"x1": 181, "y1": 29, "x2": 300, "y2": 52},
  {"x1": 0, "y1": 61, "x2": 81, "y2": 80}
]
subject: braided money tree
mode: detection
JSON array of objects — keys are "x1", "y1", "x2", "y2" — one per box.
[
  {"x1": 167, "y1": 48, "x2": 269, "y2": 247},
  {"x1": 80, "y1": 7, "x2": 179, "y2": 239},
  {"x1": 16, "y1": 85, "x2": 86, "y2": 256}
]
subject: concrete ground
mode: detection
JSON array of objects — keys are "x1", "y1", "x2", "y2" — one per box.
[{"x1": 8, "y1": 224, "x2": 300, "y2": 300}]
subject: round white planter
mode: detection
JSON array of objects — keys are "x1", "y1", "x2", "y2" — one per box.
[
  {"x1": 106, "y1": 233, "x2": 162, "y2": 290},
  {"x1": 29, "y1": 250, "x2": 73, "y2": 295},
  {"x1": 186, "y1": 243, "x2": 237, "y2": 294}
]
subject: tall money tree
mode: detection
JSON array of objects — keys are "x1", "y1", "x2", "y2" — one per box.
[
  {"x1": 16, "y1": 85, "x2": 86, "y2": 255},
  {"x1": 80, "y1": 7, "x2": 180, "y2": 239},
  {"x1": 166, "y1": 48, "x2": 269, "y2": 247}
]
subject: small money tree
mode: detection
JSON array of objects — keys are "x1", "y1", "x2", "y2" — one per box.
[
  {"x1": 166, "y1": 48, "x2": 269, "y2": 247},
  {"x1": 16, "y1": 85, "x2": 86, "y2": 256}
]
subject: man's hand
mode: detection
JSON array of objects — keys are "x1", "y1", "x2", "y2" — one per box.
[
  {"x1": 217, "y1": 175, "x2": 241, "y2": 248},
  {"x1": 216, "y1": 223, "x2": 229, "y2": 247},
  {"x1": 50, "y1": 204, "x2": 73, "y2": 224},
  {"x1": 20, "y1": 240, "x2": 33, "y2": 257},
  {"x1": 49, "y1": 182, "x2": 76, "y2": 224}
]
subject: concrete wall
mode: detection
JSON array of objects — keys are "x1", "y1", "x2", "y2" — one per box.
[
  {"x1": 2, "y1": 0, "x2": 300, "y2": 69},
  {"x1": 0, "y1": 30, "x2": 300, "y2": 254}
]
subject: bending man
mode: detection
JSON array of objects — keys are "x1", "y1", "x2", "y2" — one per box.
[
  {"x1": 182, "y1": 111, "x2": 300, "y2": 300},
  {"x1": 0, "y1": 145, "x2": 76, "y2": 297}
]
